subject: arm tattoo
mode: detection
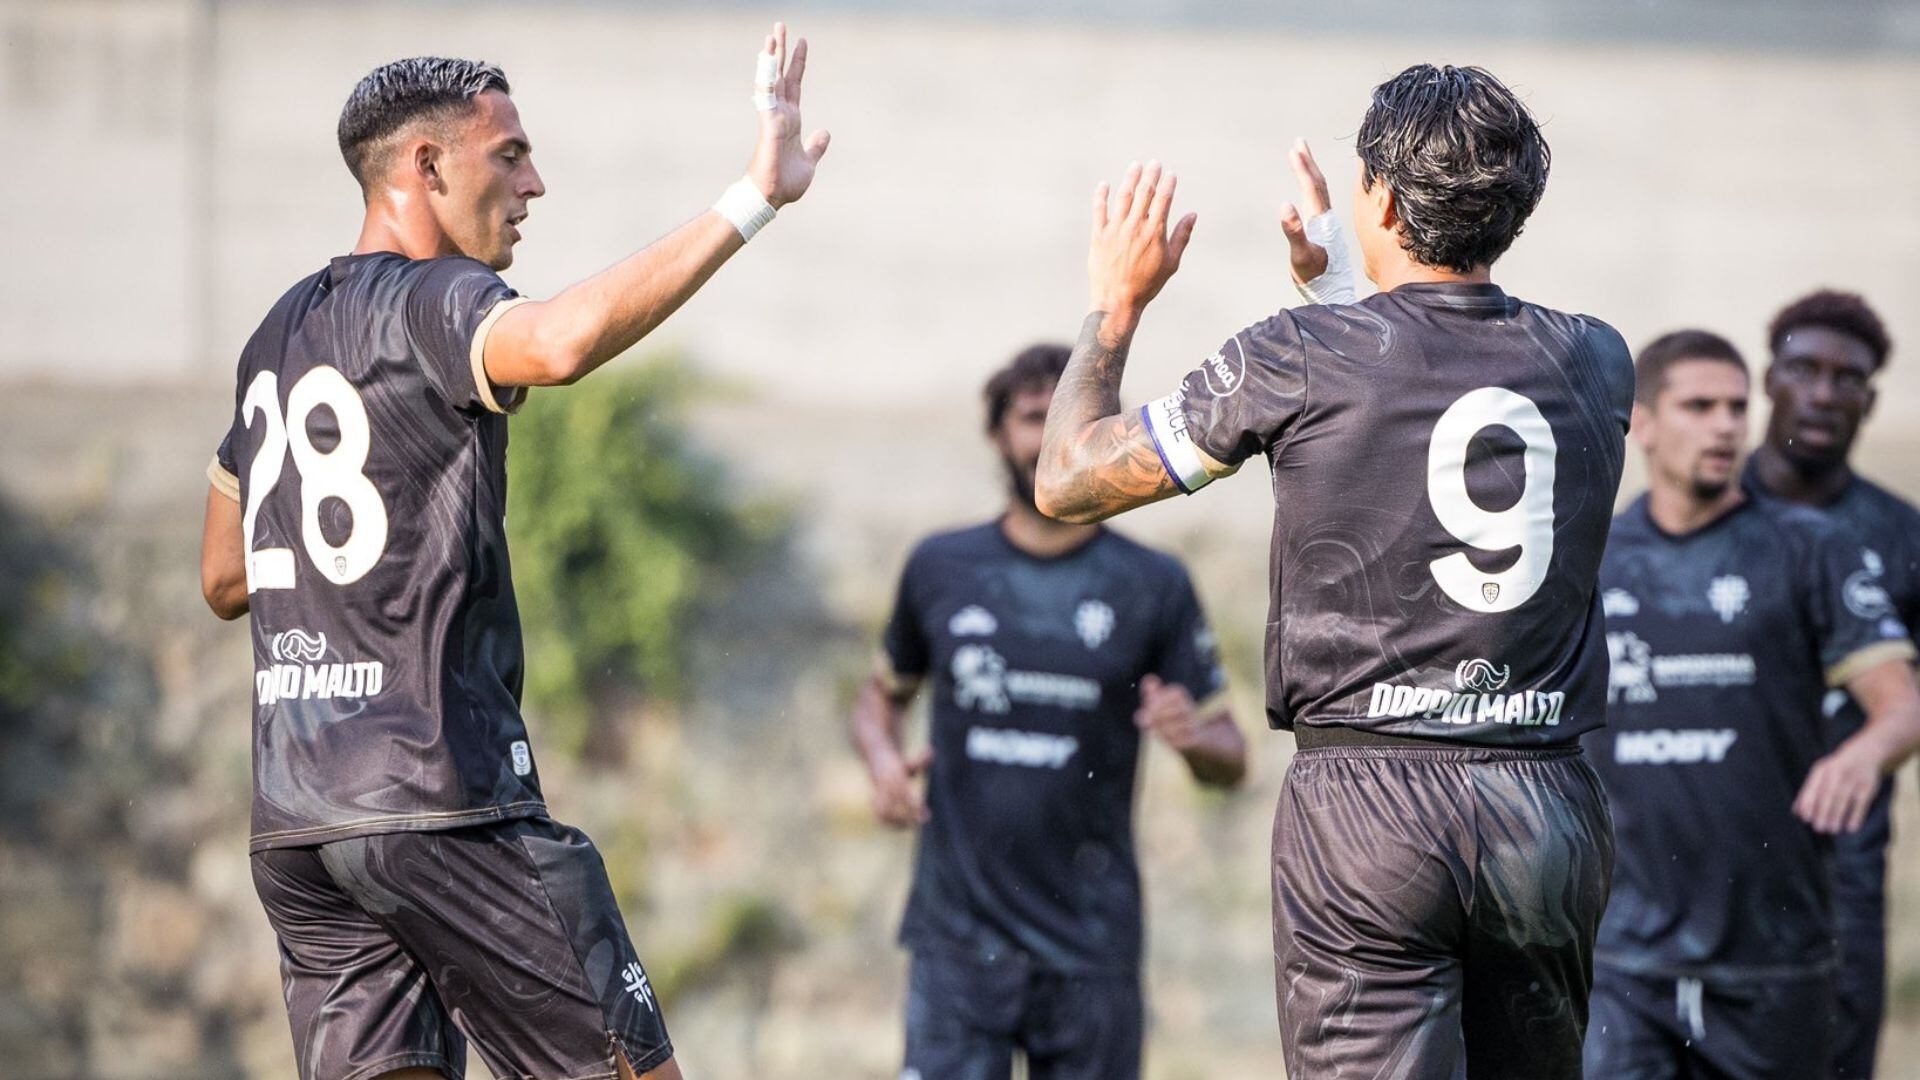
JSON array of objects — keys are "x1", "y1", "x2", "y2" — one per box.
[{"x1": 1036, "y1": 310, "x2": 1179, "y2": 522}]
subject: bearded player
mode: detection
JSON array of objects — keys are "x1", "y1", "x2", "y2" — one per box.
[
  {"x1": 1037, "y1": 66, "x2": 1628, "y2": 1076},
  {"x1": 1743, "y1": 291, "x2": 1920, "y2": 1078},
  {"x1": 852, "y1": 345, "x2": 1246, "y2": 1079},
  {"x1": 197, "y1": 27, "x2": 827, "y2": 1080},
  {"x1": 1582, "y1": 330, "x2": 1920, "y2": 1077}
]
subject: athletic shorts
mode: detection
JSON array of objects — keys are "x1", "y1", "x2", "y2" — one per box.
[
  {"x1": 1830, "y1": 776, "x2": 1893, "y2": 1080},
  {"x1": 901, "y1": 947, "x2": 1142, "y2": 1080},
  {"x1": 1585, "y1": 965, "x2": 1835, "y2": 1079},
  {"x1": 1271, "y1": 744, "x2": 1613, "y2": 1080},
  {"x1": 251, "y1": 816, "x2": 673, "y2": 1080}
]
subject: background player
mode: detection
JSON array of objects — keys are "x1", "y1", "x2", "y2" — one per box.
[
  {"x1": 851, "y1": 344, "x2": 1246, "y2": 1080},
  {"x1": 1035, "y1": 65, "x2": 1629, "y2": 1077},
  {"x1": 1742, "y1": 290, "x2": 1920, "y2": 1079},
  {"x1": 1582, "y1": 329, "x2": 1920, "y2": 1077},
  {"x1": 197, "y1": 26, "x2": 827, "y2": 1080}
]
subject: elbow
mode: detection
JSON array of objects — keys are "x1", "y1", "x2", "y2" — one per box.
[
  {"x1": 1033, "y1": 461, "x2": 1101, "y2": 525},
  {"x1": 201, "y1": 570, "x2": 248, "y2": 621}
]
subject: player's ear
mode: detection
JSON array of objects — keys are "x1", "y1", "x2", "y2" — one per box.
[
  {"x1": 1628, "y1": 401, "x2": 1654, "y2": 446},
  {"x1": 1369, "y1": 180, "x2": 1397, "y2": 234},
  {"x1": 412, "y1": 139, "x2": 445, "y2": 192}
]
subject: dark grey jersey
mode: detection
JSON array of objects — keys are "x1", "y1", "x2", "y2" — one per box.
[
  {"x1": 880, "y1": 522, "x2": 1227, "y2": 973},
  {"x1": 1586, "y1": 496, "x2": 1915, "y2": 977},
  {"x1": 1143, "y1": 283, "x2": 1633, "y2": 744},
  {"x1": 210, "y1": 253, "x2": 542, "y2": 851}
]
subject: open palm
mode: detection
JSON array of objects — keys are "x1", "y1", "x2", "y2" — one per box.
[{"x1": 746, "y1": 24, "x2": 831, "y2": 208}]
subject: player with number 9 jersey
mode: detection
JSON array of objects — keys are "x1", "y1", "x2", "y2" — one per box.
[{"x1": 209, "y1": 253, "x2": 539, "y2": 849}]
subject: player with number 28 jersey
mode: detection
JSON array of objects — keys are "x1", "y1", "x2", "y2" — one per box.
[{"x1": 210, "y1": 253, "x2": 539, "y2": 848}]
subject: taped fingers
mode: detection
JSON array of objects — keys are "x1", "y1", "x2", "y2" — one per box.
[{"x1": 753, "y1": 47, "x2": 779, "y2": 110}]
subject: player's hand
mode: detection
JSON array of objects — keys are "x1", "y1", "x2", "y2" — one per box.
[
  {"x1": 745, "y1": 23, "x2": 831, "y2": 208},
  {"x1": 1134, "y1": 675, "x2": 1205, "y2": 752},
  {"x1": 1278, "y1": 138, "x2": 1332, "y2": 284},
  {"x1": 1794, "y1": 736, "x2": 1892, "y2": 834},
  {"x1": 1088, "y1": 162, "x2": 1197, "y2": 315},
  {"x1": 868, "y1": 745, "x2": 932, "y2": 829}
]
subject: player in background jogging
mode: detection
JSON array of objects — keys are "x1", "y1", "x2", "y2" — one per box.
[{"x1": 852, "y1": 344, "x2": 1245, "y2": 1080}]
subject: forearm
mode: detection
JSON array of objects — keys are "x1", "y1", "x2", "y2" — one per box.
[
  {"x1": 491, "y1": 211, "x2": 746, "y2": 387},
  {"x1": 1851, "y1": 696, "x2": 1920, "y2": 773},
  {"x1": 200, "y1": 486, "x2": 249, "y2": 620},
  {"x1": 1035, "y1": 308, "x2": 1178, "y2": 523},
  {"x1": 850, "y1": 675, "x2": 913, "y2": 770},
  {"x1": 1178, "y1": 709, "x2": 1247, "y2": 788}
]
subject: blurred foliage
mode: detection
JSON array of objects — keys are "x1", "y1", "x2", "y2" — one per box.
[
  {"x1": 506, "y1": 355, "x2": 783, "y2": 758},
  {"x1": 654, "y1": 892, "x2": 802, "y2": 1002}
]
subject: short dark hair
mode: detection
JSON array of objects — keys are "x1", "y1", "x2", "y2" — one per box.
[
  {"x1": 983, "y1": 344, "x2": 1070, "y2": 432},
  {"x1": 338, "y1": 57, "x2": 510, "y2": 187},
  {"x1": 1634, "y1": 329, "x2": 1747, "y2": 405},
  {"x1": 1356, "y1": 64, "x2": 1551, "y2": 273},
  {"x1": 1767, "y1": 289, "x2": 1891, "y2": 371}
]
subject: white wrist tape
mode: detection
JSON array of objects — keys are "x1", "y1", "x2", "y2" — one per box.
[
  {"x1": 752, "y1": 52, "x2": 779, "y2": 110},
  {"x1": 1296, "y1": 211, "x2": 1358, "y2": 306},
  {"x1": 714, "y1": 178, "x2": 776, "y2": 242}
]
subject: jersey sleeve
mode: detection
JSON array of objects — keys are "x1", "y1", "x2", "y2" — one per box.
[
  {"x1": 1805, "y1": 520, "x2": 1919, "y2": 687},
  {"x1": 1139, "y1": 312, "x2": 1308, "y2": 493},
  {"x1": 878, "y1": 549, "x2": 933, "y2": 694},
  {"x1": 207, "y1": 428, "x2": 240, "y2": 502},
  {"x1": 404, "y1": 257, "x2": 530, "y2": 415},
  {"x1": 1150, "y1": 564, "x2": 1230, "y2": 709}
]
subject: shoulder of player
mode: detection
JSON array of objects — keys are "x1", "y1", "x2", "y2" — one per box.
[
  {"x1": 903, "y1": 520, "x2": 1004, "y2": 567},
  {"x1": 1846, "y1": 473, "x2": 1920, "y2": 524},
  {"x1": 391, "y1": 253, "x2": 506, "y2": 294},
  {"x1": 1748, "y1": 495, "x2": 1860, "y2": 555}
]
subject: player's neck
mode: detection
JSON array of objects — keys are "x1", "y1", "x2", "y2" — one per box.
[
  {"x1": 1373, "y1": 259, "x2": 1493, "y2": 293},
  {"x1": 353, "y1": 198, "x2": 460, "y2": 262},
  {"x1": 1000, "y1": 503, "x2": 1100, "y2": 558},
  {"x1": 1747, "y1": 443, "x2": 1854, "y2": 507},
  {"x1": 1647, "y1": 482, "x2": 1746, "y2": 537}
]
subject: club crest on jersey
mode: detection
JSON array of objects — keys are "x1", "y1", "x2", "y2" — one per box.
[
  {"x1": 257, "y1": 626, "x2": 386, "y2": 706},
  {"x1": 1075, "y1": 600, "x2": 1115, "y2": 650},
  {"x1": 948, "y1": 605, "x2": 998, "y2": 637},
  {"x1": 1602, "y1": 588, "x2": 1640, "y2": 618},
  {"x1": 1707, "y1": 575, "x2": 1749, "y2": 624},
  {"x1": 1481, "y1": 582, "x2": 1501, "y2": 606}
]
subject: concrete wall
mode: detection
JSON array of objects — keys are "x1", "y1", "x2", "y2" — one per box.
[{"x1": 6, "y1": 1, "x2": 1919, "y2": 427}]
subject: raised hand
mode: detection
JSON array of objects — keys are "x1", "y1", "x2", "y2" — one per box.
[
  {"x1": 745, "y1": 23, "x2": 831, "y2": 208},
  {"x1": 1278, "y1": 138, "x2": 1334, "y2": 284},
  {"x1": 1088, "y1": 162, "x2": 1198, "y2": 316}
]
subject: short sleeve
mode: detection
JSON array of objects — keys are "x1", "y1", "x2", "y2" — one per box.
[
  {"x1": 1151, "y1": 565, "x2": 1229, "y2": 707},
  {"x1": 208, "y1": 429, "x2": 240, "y2": 502},
  {"x1": 878, "y1": 550, "x2": 933, "y2": 693},
  {"x1": 404, "y1": 257, "x2": 528, "y2": 415},
  {"x1": 1139, "y1": 312, "x2": 1307, "y2": 492},
  {"x1": 1805, "y1": 521, "x2": 1918, "y2": 687}
]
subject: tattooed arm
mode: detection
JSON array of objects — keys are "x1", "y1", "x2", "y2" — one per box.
[{"x1": 1037, "y1": 162, "x2": 1229, "y2": 523}]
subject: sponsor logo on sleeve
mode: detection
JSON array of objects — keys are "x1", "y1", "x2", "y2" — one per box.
[
  {"x1": 1844, "y1": 550, "x2": 1894, "y2": 620},
  {"x1": 257, "y1": 627, "x2": 386, "y2": 706},
  {"x1": 1200, "y1": 340, "x2": 1246, "y2": 398},
  {"x1": 509, "y1": 740, "x2": 533, "y2": 777},
  {"x1": 621, "y1": 961, "x2": 656, "y2": 1012}
]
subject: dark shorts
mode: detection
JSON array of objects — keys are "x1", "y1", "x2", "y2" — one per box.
[
  {"x1": 902, "y1": 948, "x2": 1142, "y2": 1080},
  {"x1": 1585, "y1": 966, "x2": 1835, "y2": 1080},
  {"x1": 1830, "y1": 777, "x2": 1893, "y2": 1080},
  {"x1": 1272, "y1": 745, "x2": 1613, "y2": 1080},
  {"x1": 251, "y1": 816, "x2": 672, "y2": 1080}
]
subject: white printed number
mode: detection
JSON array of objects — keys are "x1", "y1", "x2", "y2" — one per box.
[
  {"x1": 241, "y1": 367, "x2": 390, "y2": 591},
  {"x1": 1426, "y1": 387, "x2": 1557, "y2": 613}
]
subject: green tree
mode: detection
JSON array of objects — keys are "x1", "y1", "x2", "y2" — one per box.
[{"x1": 506, "y1": 356, "x2": 778, "y2": 759}]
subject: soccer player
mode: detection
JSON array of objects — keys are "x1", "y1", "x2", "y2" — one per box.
[
  {"x1": 1037, "y1": 65, "x2": 1629, "y2": 1076},
  {"x1": 1742, "y1": 291, "x2": 1920, "y2": 1079},
  {"x1": 1582, "y1": 330, "x2": 1920, "y2": 1079},
  {"x1": 196, "y1": 27, "x2": 828, "y2": 1080},
  {"x1": 852, "y1": 344, "x2": 1246, "y2": 1080}
]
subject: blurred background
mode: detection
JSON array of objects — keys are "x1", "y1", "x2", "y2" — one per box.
[{"x1": 2, "y1": 1, "x2": 1917, "y2": 1076}]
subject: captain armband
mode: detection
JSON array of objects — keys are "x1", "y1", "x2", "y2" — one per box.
[{"x1": 1141, "y1": 393, "x2": 1216, "y2": 495}]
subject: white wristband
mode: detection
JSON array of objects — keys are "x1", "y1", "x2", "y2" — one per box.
[
  {"x1": 1295, "y1": 211, "x2": 1358, "y2": 306},
  {"x1": 714, "y1": 177, "x2": 776, "y2": 242}
]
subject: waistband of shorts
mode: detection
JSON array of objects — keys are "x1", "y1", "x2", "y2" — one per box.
[{"x1": 1292, "y1": 723, "x2": 1582, "y2": 759}]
